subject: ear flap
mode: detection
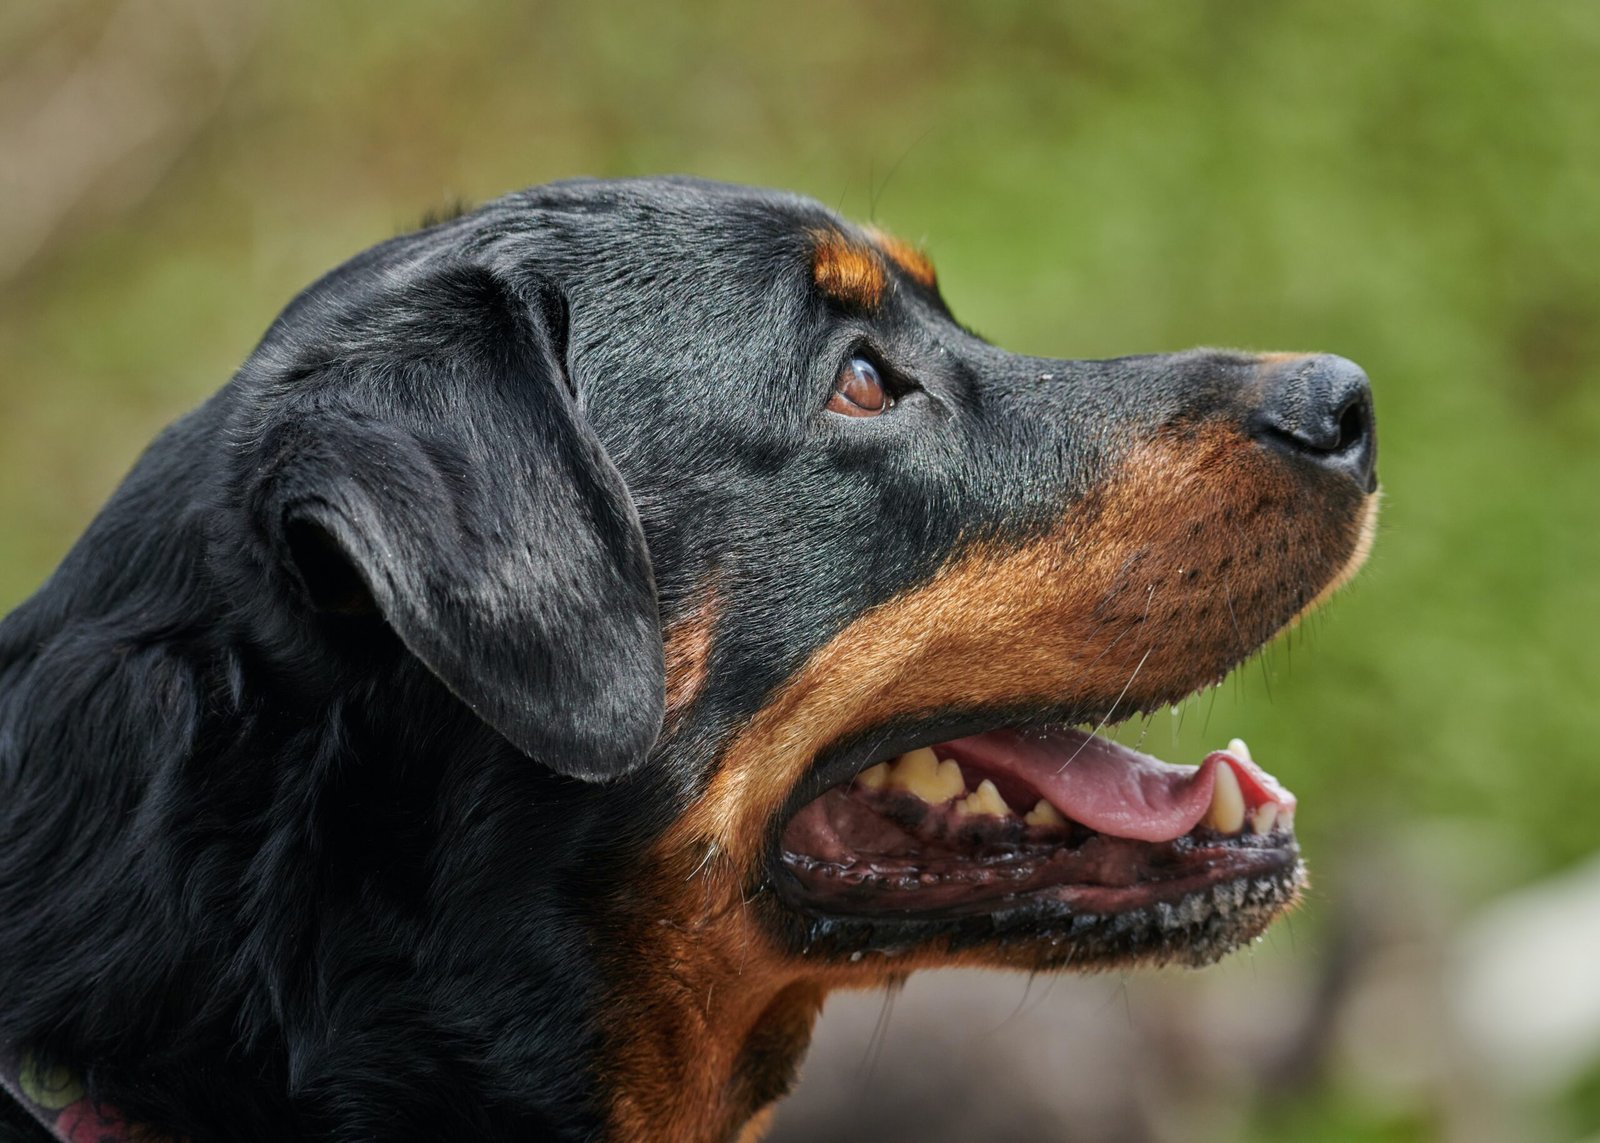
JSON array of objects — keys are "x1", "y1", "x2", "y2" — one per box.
[{"x1": 253, "y1": 265, "x2": 663, "y2": 781}]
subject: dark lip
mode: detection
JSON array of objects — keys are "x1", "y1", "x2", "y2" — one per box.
[
  {"x1": 768, "y1": 847, "x2": 1306, "y2": 970},
  {"x1": 769, "y1": 832, "x2": 1302, "y2": 922}
]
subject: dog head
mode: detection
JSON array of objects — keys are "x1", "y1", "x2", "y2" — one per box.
[
  {"x1": 232, "y1": 177, "x2": 1377, "y2": 1136},
  {"x1": 2, "y1": 177, "x2": 1375, "y2": 1139}
]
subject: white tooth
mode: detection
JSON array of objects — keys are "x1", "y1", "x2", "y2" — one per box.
[
  {"x1": 955, "y1": 778, "x2": 1011, "y2": 818},
  {"x1": 1227, "y1": 737, "x2": 1253, "y2": 764},
  {"x1": 1250, "y1": 803, "x2": 1278, "y2": 836},
  {"x1": 856, "y1": 762, "x2": 891, "y2": 791},
  {"x1": 886, "y1": 748, "x2": 964, "y2": 803},
  {"x1": 1024, "y1": 799, "x2": 1067, "y2": 828},
  {"x1": 1277, "y1": 806, "x2": 1295, "y2": 833},
  {"x1": 1204, "y1": 762, "x2": 1246, "y2": 834}
]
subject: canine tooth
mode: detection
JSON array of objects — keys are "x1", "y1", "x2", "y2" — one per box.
[
  {"x1": 856, "y1": 762, "x2": 891, "y2": 790},
  {"x1": 956, "y1": 779, "x2": 1011, "y2": 818},
  {"x1": 1024, "y1": 799, "x2": 1067, "y2": 827},
  {"x1": 886, "y1": 749, "x2": 964, "y2": 803},
  {"x1": 1250, "y1": 803, "x2": 1278, "y2": 836},
  {"x1": 1227, "y1": 737, "x2": 1253, "y2": 763},
  {"x1": 1204, "y1": 762, "x2": 1246, "y2": 834},
  {"x1": 1277, "y1": 806, "x2": 1295, "y2": 833}
]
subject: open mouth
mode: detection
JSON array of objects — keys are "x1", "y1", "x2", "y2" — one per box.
[{"x1": 773, "y1": 726, "x2": 1304, "y2": 961}]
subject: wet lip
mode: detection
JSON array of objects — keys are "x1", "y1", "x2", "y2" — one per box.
[{"x1": 774, "y1": 725, "x2": 1300, "y2": 919}]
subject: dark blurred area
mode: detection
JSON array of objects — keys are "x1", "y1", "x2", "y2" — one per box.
[{"x1": 3, "y1": 3, "x2": 1598, "y2": 1140}]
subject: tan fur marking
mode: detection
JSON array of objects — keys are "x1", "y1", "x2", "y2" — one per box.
[
  {"x1": 603, "y1": 912, "x2": 819, "y2": 1141},
  {"x1": 810, "y1": 229, "x2": 887, "y2": 309},
  {"x1": 1290, "y1": 491, "x2": 1379, "y2": 626},
  {"x1": 733, "y1": 1108, "x2": 777, "y2": 1143},
  {"x1": 662, "y1": 587, "x2": 719, "y2": 729},
  {"x1": 866, "y1": 226, "x2": 937, "y2": 290}
]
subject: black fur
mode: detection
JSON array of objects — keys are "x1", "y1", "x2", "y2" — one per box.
[{"x1": 0, "y1": 177, "x2": 1373, "y2": 1140}]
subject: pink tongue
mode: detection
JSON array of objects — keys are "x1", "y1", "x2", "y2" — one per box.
[{"x1": 939, "y1": 729, "x2": 1296, "y2": 843}]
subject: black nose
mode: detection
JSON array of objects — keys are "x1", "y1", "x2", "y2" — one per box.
[{"x1": 1249, "y1": 354, "x2": 1377, "y2": 492}]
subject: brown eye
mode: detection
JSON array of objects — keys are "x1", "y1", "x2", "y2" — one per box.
[{"x1": 828, "y1": 356, "x2": 889, "y2": 416}]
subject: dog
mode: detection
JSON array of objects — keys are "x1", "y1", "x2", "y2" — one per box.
[{"x1": 0, "y1": 177, "x2": 1377, "y2": 1142}]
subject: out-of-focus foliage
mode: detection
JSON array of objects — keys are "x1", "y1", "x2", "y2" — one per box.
[{"x1": 3, "y1": 2, "x2": 1597, "y2": 1140}]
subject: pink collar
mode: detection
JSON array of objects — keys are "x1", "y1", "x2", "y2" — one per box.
[{"x1": 0, "y1": 1053, "x2": 155, "y2": 1142}]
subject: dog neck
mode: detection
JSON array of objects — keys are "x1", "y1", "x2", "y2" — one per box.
[{"x1": 599, "y1": 856, "x2": 833, "y2": 1143}]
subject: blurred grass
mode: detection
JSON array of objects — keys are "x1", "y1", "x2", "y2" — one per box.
[{"x1": 3, "y1": 1, "x2": 1598, "y2": 1138}]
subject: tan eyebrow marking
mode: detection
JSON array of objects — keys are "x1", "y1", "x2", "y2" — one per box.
[
  {"x1": 809, "y1": 229, "x2": 888, "y2": 310},
  {"x1": 866, "y1": 226, "x2": 937, "y2": 290}
]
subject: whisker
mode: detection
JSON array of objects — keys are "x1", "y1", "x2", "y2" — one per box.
[
  {"x1": 860, "y1": 983, "x2": 900, "y2": 1080},
  {"x1": 687, "y1": 842, "x2": 719, "y2": 882},
  {"x1": 1057, "y1": 646, "x2": 1152, "y2": 773}
]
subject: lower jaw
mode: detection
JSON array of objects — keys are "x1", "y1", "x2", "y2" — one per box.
[
  {"x1": 776, "y1": 832, "x2": 1301, "y2": 919},
  {"x1": 769, "y1": 842, "x2": 1305, "y2": 968}
]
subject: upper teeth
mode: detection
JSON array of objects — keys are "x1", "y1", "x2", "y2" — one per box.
[
  {"x1": 856, "y1": 761, "x2": 892, "y2": 790},
  {"x1": 881, "y1": 748, "x2": 965, "y2": 804},
  {"x1": 1203, "y1": 760, "x2": 1247, "y2": 834},
  {"x1": 955, "y1": 779, "x2": 1010, "y2": 818},
  {"x1": 1024, "y1": 799, "x2": 1067, "y2": 828},
  {"x1": 861, "y1": 750, "x2": 1075, "y2": 825},
  {"x1": 856, "y1": 744, "x2": 1291, "y2": 841},
  {"x1": 1205, "y1": 747, "x2": 1292, "y2": 838}
]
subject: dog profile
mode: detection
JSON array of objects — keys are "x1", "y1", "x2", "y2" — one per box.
[{"x1": 0, "y1": 177, "x2": 1377, "y2": 1141}]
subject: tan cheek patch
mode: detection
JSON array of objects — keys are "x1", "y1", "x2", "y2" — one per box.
[
  {"x1": 602, "y1": 413, "x2": 1373, "y2": 1135},
  {"x1": 603, "y1": 383, "x2": 1372, "y2": 1140},
  {"x1": 810, "y1": 229, "x2": 887, "y2": 309},
  {"x1": 662, "y1": 424, "x2": 1375, "y2": 867}
]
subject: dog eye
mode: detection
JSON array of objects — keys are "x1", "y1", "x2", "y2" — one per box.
[{"x1": 828, "y1": 357, "x2": 890, "y2": 417}]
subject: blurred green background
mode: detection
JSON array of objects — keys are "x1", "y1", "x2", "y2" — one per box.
[{"x1": 3, "y1": 2, "x2": 1597, "y2": 1140}]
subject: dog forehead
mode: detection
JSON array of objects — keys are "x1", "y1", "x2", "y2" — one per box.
[
  {"x1": 510, "y1": 177, "x2": 840, "y2": 262},
  {"x1": 506, "y1": 182, "x2": 946, "y2": 409},
  {"x1": 518, "y1": 174, "x2": 833, "y2": 222},
  {"x1": 506, "y1": 177, "x2": 936, "y2": 315}
]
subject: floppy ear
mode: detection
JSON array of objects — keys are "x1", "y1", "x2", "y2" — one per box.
[{"x1": 251, "y1": 264, "x2": 663, "y2": 781}]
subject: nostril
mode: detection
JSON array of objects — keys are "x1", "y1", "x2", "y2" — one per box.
[
  {"x1": 1255, "y1": 408, "x2": 1352, "y2": 456},
  {"x1": 1334, "y1": 394, "x2": 1371, "y2": 455},
  {"x1": 1250, "y1": 353, "x2": 1377, "y2": 490}
]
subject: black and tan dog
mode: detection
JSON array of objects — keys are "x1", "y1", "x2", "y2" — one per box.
[{"x1": 0, "y1": 178, "x2": 1377, "y2": 1142}]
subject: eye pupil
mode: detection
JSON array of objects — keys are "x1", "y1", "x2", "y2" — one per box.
[{"x1": 829, "y1": 356, "x2": 889, "y2": 416}]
